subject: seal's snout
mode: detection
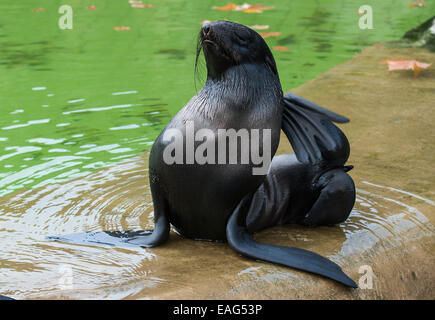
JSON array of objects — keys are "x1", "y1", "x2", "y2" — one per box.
[{"x1": 202, "y1": 23, "x2": 211, "y2": 37}]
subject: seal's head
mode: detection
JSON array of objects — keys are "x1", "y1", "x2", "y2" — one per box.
[{"x1": 198, "y1": 21, "x2": 278, "y2": 79}]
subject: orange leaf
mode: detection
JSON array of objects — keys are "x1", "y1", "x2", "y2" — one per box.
[
  {"x1": 242, "y1": 7, "x2": 262, "y2": 13},
  {"x1": 273, "y1": 46, "x2": 289, "y2": 51},
  {"x1": 113, "y1": 26, "x2": 131, "y2": 31},
  {"x1": 32, "y1": 8, "x2": 46, "y2": 12},
  {"x1": 242, "y1": 5, "x2": 274, "y2": 13},
  {"x1": 87, "y1": 5, "x2": 97, "y2": 10},
  {"x1": 259, "y1": 32, "x2": 281, "y2": 38},
  {"x1": 212, "y1": 3, "x2": 274, "y2": 13},
  {"x1": 212, "y1": 2, "x2": 239, "y2": 11},
  {"x1": 131, "y1": 4, "x2": 154, "y2": 8}
]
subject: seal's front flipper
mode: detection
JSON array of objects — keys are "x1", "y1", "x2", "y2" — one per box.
[
  {"x1": 47, "y1": 230, "x2": 153, "y2": 248},
  {"x1": 282, "y1": 93, "x2": 350, "y2": 166},
  {"x1": 226, "y1": 194, "x2": 358, "y2": 288},
  {"x1": 47, "y1": 183, "x2": 170, "y2": 248},
  {"x1": 123, "y1": 182, "x2": 170, "y2": 247}
]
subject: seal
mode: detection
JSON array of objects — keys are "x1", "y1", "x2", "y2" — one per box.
[{"x1": 50, "y1": 21, "x2": 357, "y2": 288}]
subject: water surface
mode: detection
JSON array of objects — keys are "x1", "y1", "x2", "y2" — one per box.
[{"x1": 1, "y1": 0, "x2": 434, "y2": 195}]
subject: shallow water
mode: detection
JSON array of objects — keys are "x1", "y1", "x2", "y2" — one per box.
[{"x1": 1, "y1": 1, "x2": 435, "y2": 299}]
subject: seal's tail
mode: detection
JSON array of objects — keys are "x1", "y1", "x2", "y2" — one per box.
[
  {"x1": 226, "y1": 194, "x2": 358, "y2": 288},
  {"x1": 282, "y1": 93, "x2": 350, "y2": 168}
]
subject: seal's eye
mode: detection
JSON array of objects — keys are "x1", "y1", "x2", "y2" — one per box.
[{"x1": 234, "y1": 32, "x2": 249, "y2": 45}]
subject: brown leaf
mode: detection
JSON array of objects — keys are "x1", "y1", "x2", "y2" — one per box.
[
  {"x1": 259, "y1": 32, "x2": 281, "y2": 38},
  {"x1": 113, "y1": 26, "x2": 131, "y2": 31},
  {"x1": 273, "y1": 46, "x2": 289, "y2": 51},
  {"x1": 212, "y1": 3, "x2": 274, "y2": 13},
  {"x1": 242, "y1": 5, "x2": 274, "y2": 13},
  {"x1": 212, "y1": 2, "x2": 239, "y2": 11}
]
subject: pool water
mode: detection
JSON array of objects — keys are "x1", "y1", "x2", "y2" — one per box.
[{"x1": 1, "y1": 0, "x2": 434, "y2": 197}]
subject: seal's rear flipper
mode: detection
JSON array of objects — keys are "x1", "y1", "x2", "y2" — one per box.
[
  {"x1": 226, "y1": 194, "x2": 358, "y2": 288},
  {"x1": 282, "y1": 93, "x2": 350, "y2": 166}
]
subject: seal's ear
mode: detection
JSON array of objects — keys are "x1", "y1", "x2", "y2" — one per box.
[{"x1": 265, "y1": 55, "x2": 278, "y2": 75}]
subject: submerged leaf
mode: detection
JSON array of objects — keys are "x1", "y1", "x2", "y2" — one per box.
[
  {"x1": 250, "y1": 25, "x2": 270, "y2": 30},
  {"x1": 113, "y1": 26, "x2": 131, "y2": 31},
  {"x1": 212, "y1": 3, "x2": 274, "y2": 13},
  {"x1": 242, "y1": 4, "x2": 274, "y2": 13},
  {"x1": 212, "y1": 2, "x2": 239, "y2": 11},
  {"x1": 273, "y1": 46, "x2": 290, "y2": 51},
  {"x1": 259, "y1": 32, "x2": 281, "y2": 38},
  {"x1": 131, "y1": 4, "x2": 154, "y2": 8}
]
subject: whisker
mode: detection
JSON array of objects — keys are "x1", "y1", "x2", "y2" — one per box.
[{"x1": 194, "y1": 32, "x2": 205, "y2": 92}]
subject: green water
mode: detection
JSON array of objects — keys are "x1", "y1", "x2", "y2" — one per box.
[{"x1": 0, "y1": 0, "x2": 433, "y2": 197}]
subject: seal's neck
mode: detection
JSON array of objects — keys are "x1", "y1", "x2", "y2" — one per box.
[
  {"x1": 205, "y1": 63, "x2": 281, "y2": 98},
  {"x1": 184, "y1": 63, "x2": 282, "y2": 122},
  {"x1": 201, "y1": 63, "x2": 281, "y2": 107}
]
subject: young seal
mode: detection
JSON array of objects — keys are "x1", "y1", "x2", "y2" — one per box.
[{"x1": 50, "y1": 21, "x2": 357, "y2": 288}]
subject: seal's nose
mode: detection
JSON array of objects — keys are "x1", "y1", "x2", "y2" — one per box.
[{"x1": 202, "y1": 23, "x2": 211, "y2": 37}]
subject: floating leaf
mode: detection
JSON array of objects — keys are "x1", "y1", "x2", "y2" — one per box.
[
  {"x1": 273, "y1": 46, "x2": 289, "y2": 51},
  {"x1": 87, "y1": 5, "x2": 97, "y2": 10},
  {"x1": 250, "y1": 25, "x2": 269, "y2": 30},
  {"x1": 382, "y1": 59, "x2": 431, "y2": 77},
  {"x1": 131, "y1": 4, "x2": 154, "y2": 8},
  {"x1": 212, "y1": 2, "x2": 239, "y2": 11},
  {"x1": 113, "y1": 26, "x2": 131, "y2": 31},
  {"x1": 213, "y1": 3, "x2": 274, "y2": 13},
  {"x1": 259, "y1": 32, "x2": 281, "y2": 38},
  {"x1": 408, "y1": 1, "x2": 424, "y2": 7},
  {"x1": 242, "y1": 4, "x2": 274, "y2": 13}
]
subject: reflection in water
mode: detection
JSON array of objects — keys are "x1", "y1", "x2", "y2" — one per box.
[
  {"x1": 0, "y1": 155, "x2": 433, "y2": 299},
  {"x1": 0, "y1": 97, "x2": 171, "y2": 198},
  {"x1": 336, "y1": 187, "x2": 434, "y2": 258}
]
